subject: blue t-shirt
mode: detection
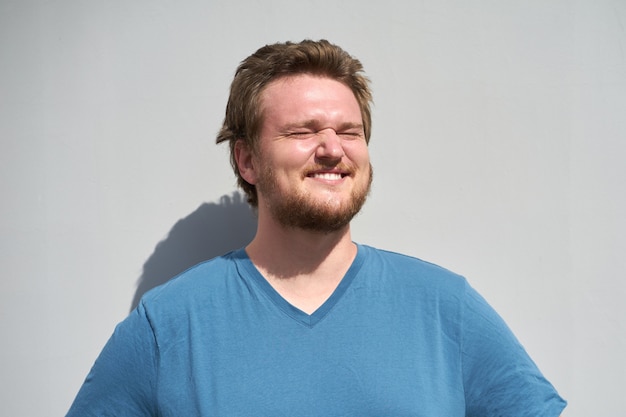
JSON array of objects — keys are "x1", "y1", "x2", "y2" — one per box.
[{"x1": 67, "y1": 245, "x2": 566, "y2": 416}]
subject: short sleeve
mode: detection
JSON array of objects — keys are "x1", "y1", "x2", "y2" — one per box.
[
  {"x1": 460, "y1": 281, "x2": 566, "y2": 417},
  {"x1": 66, "y1": 301, "x2": 159, "y2": 417}
]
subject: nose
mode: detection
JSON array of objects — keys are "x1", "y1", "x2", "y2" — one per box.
[{"x1": 315, "y1": 128, "x2": 345, "y2": 161}]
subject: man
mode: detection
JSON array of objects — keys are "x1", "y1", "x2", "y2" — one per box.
[{"x1": 67, "y1": 39, "x2": 566, "y2": 416}]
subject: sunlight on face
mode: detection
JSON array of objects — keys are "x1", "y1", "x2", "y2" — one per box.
[{"x1": 254, "y1": 75, "x2": 372, "y2": 232}]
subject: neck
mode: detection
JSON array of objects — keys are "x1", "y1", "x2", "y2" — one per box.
[
  {"x1": 245, "y1": 212, "x2": 357, "y2": 314},
  {"x1": 247, "y1": 217, "x2": 356, "y2": 278}
]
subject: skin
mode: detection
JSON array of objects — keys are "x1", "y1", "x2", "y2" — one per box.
[{"x1": 235, "y1": 74, "x2": 371, "y2": 314}]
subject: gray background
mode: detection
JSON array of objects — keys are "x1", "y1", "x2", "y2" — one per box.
[{"x1": 1, "y1": 0, "x2": 625, "y2": 415}]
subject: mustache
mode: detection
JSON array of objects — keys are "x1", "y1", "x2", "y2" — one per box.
[{"x1": 303, "y1": 162, "x2": 355, "y2": 173}]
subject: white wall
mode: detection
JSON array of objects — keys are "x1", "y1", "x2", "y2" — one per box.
[{"x1": 1, "y1": 0, "x2": 624, "y2": 415}]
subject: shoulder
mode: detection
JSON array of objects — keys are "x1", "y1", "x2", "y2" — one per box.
[
  {"x1": 358, "y1": 244, "x2": 467, "y2": 291},
  {"x1": 138, "y1": 249, "x2": 245, "y2": 312}
]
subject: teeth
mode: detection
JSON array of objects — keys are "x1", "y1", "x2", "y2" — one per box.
[{"x1": 313, "y1": 173, "x2": 342, "y2": 180}]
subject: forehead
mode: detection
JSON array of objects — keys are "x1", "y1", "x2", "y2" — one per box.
[{"x1": 259, "y1": 74, "x2": 361, "y2": 125}]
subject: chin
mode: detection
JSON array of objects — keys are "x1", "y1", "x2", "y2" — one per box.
[{"x1": 271, "y1": 194, "x2": 366, "y2": 233}]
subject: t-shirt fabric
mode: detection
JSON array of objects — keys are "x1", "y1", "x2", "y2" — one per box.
[{"x1": 67, "y1": 244, "x2": 566, "y2": 416}]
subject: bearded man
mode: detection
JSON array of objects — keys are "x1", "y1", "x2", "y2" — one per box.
[{"x1": 67, "y1": 39, "x2": 566, "y2": 417}]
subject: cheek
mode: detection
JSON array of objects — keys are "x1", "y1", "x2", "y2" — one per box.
[
  {"x1": 293, "y1": 140, "x2": 320, "y2": 157},
  {"x1": 345, "y1": 143, "x2": 370, "y2": 166},
  {"x1": 274, "y1": 144, "x2": 317, "y2": 169}
]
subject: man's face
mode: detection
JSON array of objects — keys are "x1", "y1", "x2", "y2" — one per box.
[{"x1": 251, "y1": 74, "x2": 372, "y2": 232}]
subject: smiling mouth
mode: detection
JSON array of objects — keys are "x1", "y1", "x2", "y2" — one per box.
[{"x1": 309, "y1": 172, "x2": 346, "y2": 180}]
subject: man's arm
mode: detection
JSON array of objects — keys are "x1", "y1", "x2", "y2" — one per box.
[
  {"x1": 66, "y1": 302, "x2": 158, "y2": 416},
  {"x1": 460, "y1": 280, "x2": 567, "y2": 416}
]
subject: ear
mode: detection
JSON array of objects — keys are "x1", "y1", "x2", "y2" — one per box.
[{"x1": 234, "y1": 140, "x2": 258, "y2": 185}]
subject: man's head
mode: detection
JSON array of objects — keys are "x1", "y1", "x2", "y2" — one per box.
[
  {"x1": 234, "y1": 74, "x2": 373, "y2": 233},
  {"x1": 216, "y1": 39, "x2": 373, "y2": 208}
]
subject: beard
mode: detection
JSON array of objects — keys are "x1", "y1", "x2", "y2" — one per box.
[{"x1": 256, "y1": 164, "x2": 373, "y2": 233}]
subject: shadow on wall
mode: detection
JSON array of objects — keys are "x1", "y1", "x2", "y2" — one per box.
[{"x1": 130, "y1": 191, "x2": 257, "y2": 311}]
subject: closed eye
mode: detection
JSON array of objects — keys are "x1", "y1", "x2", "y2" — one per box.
[
  {"x1": 285, "y1": 131, "x2": 316, "y2": 139},
  {"x1": 338, "y1": 131, "x2": 364, "y2": 139}
]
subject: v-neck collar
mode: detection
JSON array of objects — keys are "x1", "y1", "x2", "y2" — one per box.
[{"x1": 232, "y1": 244, "x2": 366, "y2": 328}]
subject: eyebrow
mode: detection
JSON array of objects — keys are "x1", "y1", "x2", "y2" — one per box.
[{"x1": 284, "y1": 120, "x2": 364, "y2": 131}]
